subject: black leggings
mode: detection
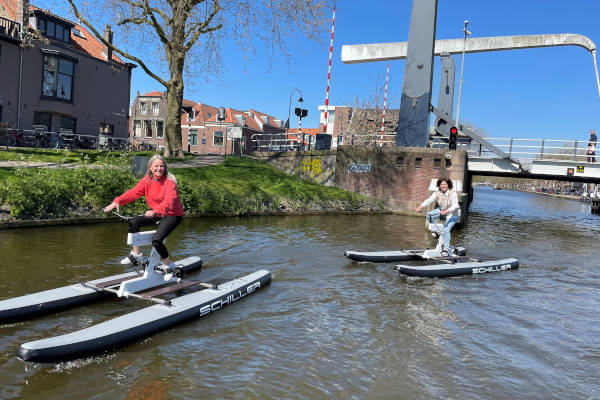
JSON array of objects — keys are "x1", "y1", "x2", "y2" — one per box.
[{"x1": 128, "y1": 215, "x2": 182, "y2": 259}]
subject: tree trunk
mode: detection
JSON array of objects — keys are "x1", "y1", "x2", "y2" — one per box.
[{"x1": 164, "y1": 71, "x2": 185, "y2": 158}]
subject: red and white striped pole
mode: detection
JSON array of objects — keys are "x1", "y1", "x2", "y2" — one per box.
[
  {"x1": 323, "y1": 1, "x2": 336, "y2": 134},
  {"x1": 380, "y1": 63, "x2": 389, "y2": 145}
]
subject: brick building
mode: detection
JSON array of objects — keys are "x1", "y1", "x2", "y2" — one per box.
[
  {"x1": 318, "y1": 105, "x2": 400, "y2": 147},
  {"x1": 130, "y1": 91, "x2": 286, "y2": 155},
  {"x1": 0, "y1": 0, "x2": 134, "y2": 136}
]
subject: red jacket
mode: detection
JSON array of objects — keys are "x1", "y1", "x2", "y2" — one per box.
[{"x1": 114, "y1": 175, "x2": 184, "y2": 216}]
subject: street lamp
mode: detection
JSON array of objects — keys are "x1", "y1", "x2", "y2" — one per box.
[
  {"x1": 455, "y1": 20, "x2": 471, "y2": 135},
  {"x1": 217, "y1": 106, "x2": 225, "y2": 155},
  {"x1": 286, "y1": 89, "x2": 304, "y2": 131}
]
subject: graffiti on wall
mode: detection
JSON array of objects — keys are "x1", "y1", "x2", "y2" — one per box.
[
  {"x1": 302, "y1": 158, "x2": 323, "y2": 180},
  {"x1": 348, "y1": 162, "x2": 371, "y2": 173}
]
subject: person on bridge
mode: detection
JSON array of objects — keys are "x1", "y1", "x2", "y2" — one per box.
[
  {"x1": 415, "y1": 178, "x2": 459, "y2": 256},
  {"x1": 587, "y1": 142, "x2": 596, "y2": 163},
  {"x1": 588, "y1": 130, "x2": 597, "y2": 162},
  {"x1": 103, "y1": 154, "x2": 184, "y2": 273}
]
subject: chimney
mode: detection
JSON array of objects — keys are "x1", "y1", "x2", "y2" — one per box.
[
  {"x1": 17, "y1": 0, "x2": 30, "y2": 34},
  {"x1": 103, "y1": 25, "x2": 113, "y2": 62}
]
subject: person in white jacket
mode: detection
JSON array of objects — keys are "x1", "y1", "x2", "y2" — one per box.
[{"x1": 415, "y1": 178, "x2": 459, "y2": 255}]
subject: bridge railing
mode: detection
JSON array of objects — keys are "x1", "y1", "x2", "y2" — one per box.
[
  {"x1": 466, "y1": 138, "x2": 594, "y2": 163},
  {"x1": 250, "y1": 133, "x2": 299, "y2": 152}
]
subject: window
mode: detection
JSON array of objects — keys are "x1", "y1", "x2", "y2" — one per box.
[
  {"x1": 213, "y1": 131, "x2": 224, "y2": 146},
  {"x1": 42, "y1": 55, "x2": 74, "y2": 101},
  {"x1": 189, "y1": 129, "x2": 198, "y2": 145},
  {"x1": 37, "y1": 17, "x2": 70, "y2": 43},
  {"x1": 133, "y1": 120, "x2": 141, "y2": 137},
  {"x1": 415, "y1": 157, "x2": 422, "y2": 168},
  {"x1": 433, "y1": 158, "x2": 441, "y2": 169},
  {"x1": 72, "y1": 28, "x2": 85, "y2": 39},
  {"x1": 99, "y1": 122, "x2": 113, "y2": 135},
  {"x1": 152, "y1": 102, "x2": 159, "y2": 115},
  {"x1": 33, "y1": 111, "x2": 52, "y2": 129},
  {"x1": 396, "y1": 156, "x2": 403, "y2": 168},
  {"x1": 156, "y1": 121, "x2": 164, "y2": 138},
  {"x1": 144, "y1": 120, "x2": 152, "y2": 137},
  {"x1": 60, "y1": 116, "x2": 76, "y2": 132},
  {"x1": 140, "y1": 102, "x2": 147, "y2": 115}
]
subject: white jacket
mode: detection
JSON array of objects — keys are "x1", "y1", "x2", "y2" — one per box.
[{"x1": 420, "y1": 189, "x2": 459, "y2": 219}]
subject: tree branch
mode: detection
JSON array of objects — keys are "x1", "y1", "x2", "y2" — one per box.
[
  {"x1": 66, "y1": 0, "x2": 168, "y2": 87},
  {"x1": 183, "y1": 0, "x2": 221, "y2": 52},
  {"x1": 117, "y1": 17, "x2": 151, "y2": 26},
  {"x1": 143, "y1": 0, "x2": 170, "y2": 45}
]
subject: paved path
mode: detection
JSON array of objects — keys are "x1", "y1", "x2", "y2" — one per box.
[{"x1": 0, "y1": 155, "x2": 225, "y2": 169}]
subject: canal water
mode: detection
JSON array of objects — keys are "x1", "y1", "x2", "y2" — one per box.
[{"x1": 0, "y1": 186, "x2": 598, "y2": 399}]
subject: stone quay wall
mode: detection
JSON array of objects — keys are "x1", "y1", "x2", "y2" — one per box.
[{"x1": 250, "y1": 146, "x2": 469, "y2": 219}]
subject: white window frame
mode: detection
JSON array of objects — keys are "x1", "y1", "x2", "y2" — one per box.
[
  {"x1": 213, "y1": 130, "x2": 224, "y2": 147},
  {"x1": 133, "y1": 120, "x2": 142, "y2": 137},
  {"x1": 144, "y1": 120, "x2": 153, "y2": 138},
  {"x1": 156, "y1": 120, "x2": 164, "y2": 138}
]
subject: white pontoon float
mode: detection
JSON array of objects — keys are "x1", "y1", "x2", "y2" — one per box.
[
  {"x1": 0, "y1": 229, "x2": 270, "y2": 362},
  {"x1": 346, "y1": 217, "x2": 519, "y2": 278}
]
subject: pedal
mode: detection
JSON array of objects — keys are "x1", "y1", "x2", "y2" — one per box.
[
  {"x1": 154, "y1": 264, "x2": 174, "y2": 274},
  {"x1": 154, "y1": 263, "x2": 185, "y2": 280}
]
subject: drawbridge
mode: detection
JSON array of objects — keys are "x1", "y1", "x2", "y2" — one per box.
[{"x1": 342, "y1": 33, "x2": 600, "y2": 180}]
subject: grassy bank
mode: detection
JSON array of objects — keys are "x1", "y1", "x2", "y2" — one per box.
[{"x1": 0, "y1": 156, "x2": 386, "y2": 222}]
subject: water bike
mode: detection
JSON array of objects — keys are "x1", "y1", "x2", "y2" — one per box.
[
  {"x1": 344, "y1": 216, "x2": 466, "y2": 263},
  {"x1": 0, "y1": 222, "x2": 270, "y2": 363},
  {"x1": 346, "y1": 216, "x2": 518, "y2": 278}
]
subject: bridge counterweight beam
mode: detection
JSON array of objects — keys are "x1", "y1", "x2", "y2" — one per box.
[{"x1": 396, "y1": 0, "x2": 438, "y2": 147}]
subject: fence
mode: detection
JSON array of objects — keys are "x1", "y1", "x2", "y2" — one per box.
[
  {"x1": 0, "y1": 127, "x2": 156, "y2": 151},
  {"x1": 465, "y1": 138, "x2": 596, "y2": 163},
  {"x1": 250, "y1": 133, "x2": 304, "y2": 152},
  {"x1": 243, "y1": 129, "x2": 600, "y2": 166},
  {"x1": 0, "y1": 16, "x2": 20, "y2": 41}
]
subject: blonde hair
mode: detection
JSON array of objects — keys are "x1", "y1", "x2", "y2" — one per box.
[{"x1": 146, "y1": 154, "x2": 177, "y2": 183}]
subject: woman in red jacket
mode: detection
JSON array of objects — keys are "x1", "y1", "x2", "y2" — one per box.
[{"x1": 104, "y1": 154, "x2": 184, "y2": 272}]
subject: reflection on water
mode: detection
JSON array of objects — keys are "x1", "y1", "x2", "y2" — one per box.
[{"x1": 0, "y1": 186, "x2": 598, "y2": 399}]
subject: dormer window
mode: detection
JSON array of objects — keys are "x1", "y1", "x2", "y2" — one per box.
[{"x1": 37, "y1": 16, "x2": 71, "y2": 43}]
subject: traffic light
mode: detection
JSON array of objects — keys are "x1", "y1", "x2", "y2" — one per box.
[
  {"x1": 449, "y1": 126, "x2": 458, "y2": 150},
  {"x1": 295, "y1": 108, "x2": 308, "y2": 118}
]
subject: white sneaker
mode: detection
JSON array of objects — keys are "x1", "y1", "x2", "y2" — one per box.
[
  {"x1": 121, "y1": 251, "x2": 144, "y2": 265},
  {"x1": 156, "y1": 261, "x2": 178, "y2": 281}
]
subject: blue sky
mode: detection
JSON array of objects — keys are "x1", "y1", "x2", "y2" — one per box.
[{"x1": 40, "y1": 0, "x2": 600, "y2": 140}]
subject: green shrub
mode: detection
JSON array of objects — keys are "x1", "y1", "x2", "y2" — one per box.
[{"x1": 0, "y1": 156, "x2": 384, "y2": 220}]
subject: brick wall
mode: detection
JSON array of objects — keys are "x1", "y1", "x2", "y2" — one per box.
[
  {"x1": 250, "y1": 150, "x2": 337, "y2": 186},
  {"x1": 250, "y1": 146, "x2": 469, "y2": 215},
  {"x1": 335, "y1": 146, "x2": 468, "y2": 212}
]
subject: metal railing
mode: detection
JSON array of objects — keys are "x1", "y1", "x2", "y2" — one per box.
[
  {"x1": 250, "y1": 133, "x2": 303, "y2": 152},
  {"x1": 0, "y1": 17, "x2": 20, "y2": 41},
  {"x1": 466, "y1": 137, "x2": 596, "y2": 163},
  {"x1": 246, "y1": 130, "x2": 598, "y2": 166}
]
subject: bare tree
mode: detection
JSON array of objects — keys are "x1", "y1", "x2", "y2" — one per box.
[
  {"x1": 346, "y1": 71, "x2": 398, "y2": 143},
  {"x1": 66, "y1": 0, "x2": 330, "y2": 157}
]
